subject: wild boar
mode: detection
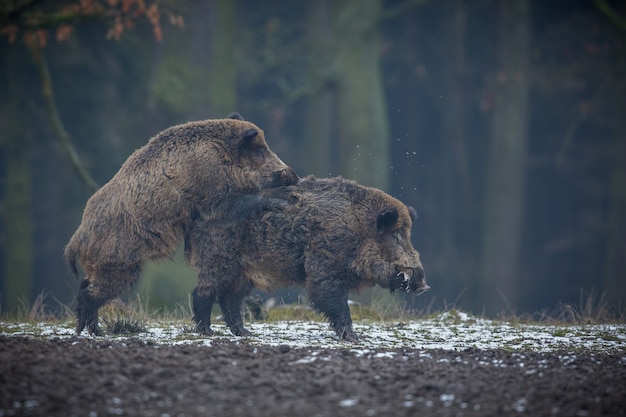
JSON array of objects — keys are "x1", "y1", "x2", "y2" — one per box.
[
  {"x1": 186, "y1": 175, "x2": 429, "y2": 341},
  {"x1": 64, "y1": 113, "x2": 298, "y2": 336}
]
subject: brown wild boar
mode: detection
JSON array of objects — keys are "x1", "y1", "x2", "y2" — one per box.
[
  {"x1": 64, "y1": 113, "x2": 298, "y2": 336},
  {"x1": 186, "y1": 176, "x2": 429, "y2": 341}
]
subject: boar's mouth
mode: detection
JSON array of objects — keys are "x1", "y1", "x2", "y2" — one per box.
[{"x1": 396, "y1": 271, "x2": 430, "y2": 295}]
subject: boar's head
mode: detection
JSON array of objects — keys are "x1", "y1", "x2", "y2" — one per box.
[
  {"x1": 351, "y1": 196, "x2": 429, "y2": 295},
  {"x1": 226, "y1": 112, "x2": 298, "y2": 190}
]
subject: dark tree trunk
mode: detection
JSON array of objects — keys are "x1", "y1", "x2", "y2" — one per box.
[
  {"x1": 302, "y1": 0, "x2": 336, "y2": 178},
  {"x1": 439, "y1": 0, "x2": 474, "y2": 297},
  {"x1": 479, "y1": 0, "x2": 530, "y2": 316},
  {"x1": 2, "y1": 112, "x2": 34, "y2": 312},
  {"x1": 603, "y1": 49, "x2": 626, "y2": 307},
  {"x1": 207, "y1": 0, "x2": 237, "y2": 117}
]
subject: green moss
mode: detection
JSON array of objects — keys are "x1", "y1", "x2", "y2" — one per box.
[
  {"x1": 598, "y1": 331, "x2": 620, "y2": 342},
  {"x1": 266, "y1": 305, "x2": 325, "y2": 322},
  {"x1": 551, "y1": 329, "x2": 569, "y2": 337},
  {"x1": 349, "y1": 304, "x2": 387, "y2": 321}
]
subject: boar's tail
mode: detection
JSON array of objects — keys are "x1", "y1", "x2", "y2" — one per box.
[{"x1": 63, "y1": 236, "x2": 80, "y2": 278}]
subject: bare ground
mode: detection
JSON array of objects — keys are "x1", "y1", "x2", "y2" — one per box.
[{"x1": 1, "y1": 335, "x2": 625, "y2": 417}]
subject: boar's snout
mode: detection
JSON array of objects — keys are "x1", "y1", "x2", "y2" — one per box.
[
  {"x1": 396, "y1": 266, "x2": 430, "y2": 295},
  {"x1": 271, "y1": 166, "x2": 299, "y2": 187}
]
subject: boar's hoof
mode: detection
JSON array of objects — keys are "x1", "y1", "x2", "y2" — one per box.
[
  {"x1": 230, "y1": 325, "x2": 253, "y2": 337},
  {"x1": 87, "y1": 322, "x2": 103, "y2": 337},
  {"x1": 195, "y1": 322, "x2": 214, "y2": 336},
  {"x1": 77, "y1": 318, "x2": 102, "y2": 336},
  {"x1": 337, "y1": 329, "x2": 360, "y2": 343}
]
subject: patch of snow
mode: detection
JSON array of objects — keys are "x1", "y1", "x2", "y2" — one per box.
[
  {"x1": 439, "y1": 393, "x2": 455, "y2": 406},
  {"x1": 339, "y1": 398, "x2": 358, "y2": 407},
  {"x1": 512, "y1": 397, "x2": 528, "y2": 413},
  {"x1": 2, "y1": 312, "x2": 626, "y2": 355}
]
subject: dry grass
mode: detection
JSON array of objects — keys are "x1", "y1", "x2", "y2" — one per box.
[
  {"x1": 99, "y1": 297, "x2": 150, "y2": 335},
  {"x1": 501, "y1": 290, "x2": 625, "y2": 326},
  {"x1": 2, "y1": 289, "x2": 624, "y2": 328},
  {"x1": 554, "y1": 289, "x2": 623, "y2": 324},
  {"x1": 4, "y1": 292, "x2": 73, "y2": 322}
]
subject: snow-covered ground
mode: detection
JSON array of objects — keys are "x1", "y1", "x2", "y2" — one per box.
[{"x1": 2, "y1": 311, "x2": 625, "y2": 353}]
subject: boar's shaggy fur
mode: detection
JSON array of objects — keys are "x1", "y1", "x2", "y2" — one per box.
[
  {"x1": 64, "y1": 113, "x2": 298, "y2": 336},
  {"x1": 186, "y1": 176, "x2": 429, "y2": 341}
]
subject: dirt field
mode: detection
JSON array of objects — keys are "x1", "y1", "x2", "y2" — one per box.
[{"x1": 1, "y1": 335, "x2": 625, "y2": 417}]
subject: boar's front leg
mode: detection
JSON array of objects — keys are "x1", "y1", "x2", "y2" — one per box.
[
  {"x1": 192, "y1": 285, "x2": 217, "y2": 335},
  {"x1": 219, "y1": 281, "x2": 254, "y2": 337},
  {"x1": 308, "y1": 282, "x2": 358, "y2": 342}
]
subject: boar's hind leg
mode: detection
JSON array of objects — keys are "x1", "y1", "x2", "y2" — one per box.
[
  {"x1": 308, "y1": 285, "x2": 358, "y2": 342},
  {"x1": 76, "y1": 264, "x2": 140, "y2": 336},
  {"x1": 192, "y1": 286, "x2": 216, "y2": 335},
  {"x1": 219, "y1": 281, "x2": 253, "y2": 337},
  {"x1": 76, "y1": 278, "x2": 103, "y2": 336}
]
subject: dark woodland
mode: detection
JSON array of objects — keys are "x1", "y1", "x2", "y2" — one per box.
[{"x1": 1, "y1": 0, "x2": 625, "y2": 317}]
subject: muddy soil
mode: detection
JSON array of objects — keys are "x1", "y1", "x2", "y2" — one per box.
[{"x1": 1, "y1": 335, "x2": 624, "y2": 417}]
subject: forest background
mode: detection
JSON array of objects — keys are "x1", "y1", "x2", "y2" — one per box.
[{"x1": 1, "y1": 0, "x2": 625, "y2": 318}]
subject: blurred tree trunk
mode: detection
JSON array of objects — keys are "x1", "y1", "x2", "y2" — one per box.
[
  {"x1": 439, "y1": 0, "x2": 472, "y2": 294},
  {"x1": 2, "y1": 132, "x2": 34, "y2": 313},
  {"x1": 479, "y1": 0, "x2": 530, "y2": 316},
  {"x1": 302, "y1": 0, "x2": 335, "y2": 178},
  {"x1": 1, "y1": 49, "x2": 34, "y2": 311},
  {"x1": 603, "y1": 51, "x2": 626, "y2": 307},
  {"x1": 207, "y1": 0, "x2": 236, "y2": 117},
  {"x1": 187, "y1": 0, "x2": 236, "y2": 119},
  {"x1": 333, "y1": 0, "x2": 390, "y2": 191}
]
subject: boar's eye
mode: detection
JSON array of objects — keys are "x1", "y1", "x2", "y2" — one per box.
[
  {"x1": 377, "y1": 208, "x2": 399, "y2": 233},
  {"x1": 240, "y1": 129, "x2": 259, "y2": 145},
  {"x1": 238, "y1": 129, "x2": 262, "y2": 154}
]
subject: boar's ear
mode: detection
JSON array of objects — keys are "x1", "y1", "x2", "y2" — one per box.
[
  {"x1": 407, "y1": 206, "x2": 418, "y2": 221},
  {"x1": 227, "y1": 112, "x2": 245, "y2": 121},
  {"x1": 377, "y1": 207, "x2": 399, "y2": 233}
]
